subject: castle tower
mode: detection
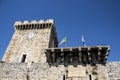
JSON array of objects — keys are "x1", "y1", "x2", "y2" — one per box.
[
  {"x1": 2, "y1": 19, "x2": 58, "y2": 63},
  {"x1": 0, "y1": 19, "x2": 111, "y2": 80}
]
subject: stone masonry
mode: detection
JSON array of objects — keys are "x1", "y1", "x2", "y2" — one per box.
[
  {"x1": 0, "y1": 19, "x2": 119, "y2": 80},
  {"x1": 2, "y1": 19, "x2": 58, "y2": 63},
  {"x1": 0, "y1": 62, "x2": 120, "y2": 80},
  {"x1": 106, "y1": 61, "x2": 120, "y2": 80}
]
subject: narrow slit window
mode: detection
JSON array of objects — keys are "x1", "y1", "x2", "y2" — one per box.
[
  {"x1": 89, "y1": 75, "x2": 92, "y2": 80},
  {"x1": 21, "y1": 54, "x2": 27, "y2": 63},
  {"x1": 63, "y1": 75, "x2": 65, "y2": 80}
]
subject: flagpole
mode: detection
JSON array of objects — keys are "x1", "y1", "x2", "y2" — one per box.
[
  {"x1": 81, "y1": 35, "x2": 86, "y2": 47},
  {"x1": 83, "y1": 42, "x2": 86, "y2": 47},
  {"x1": 59, "y1": 36, "x2": 66, "y2": 47},
  {"x1": 65, "y1": 42, "x2": 66, "y2": 47}
]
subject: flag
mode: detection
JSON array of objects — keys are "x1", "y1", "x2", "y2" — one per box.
[
  {"x1": 59, "y1": 36, "x2": 66, "y2": 46},
  {"x1": 81, "y1": 35, "x2": 86, "y2": 46}
]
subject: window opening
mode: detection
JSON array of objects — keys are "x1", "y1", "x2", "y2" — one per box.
[
  {"x1": 89, "y1": 75, "x2": 92, "y2": 80},
  {"x1": 63, "y1": 75, "x2": 65, "y2": 80},
  {"x1": 21, "y1": 54, "x2": 27, "y2": 63}
]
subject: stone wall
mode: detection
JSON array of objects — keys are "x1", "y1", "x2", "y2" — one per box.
[
  {"x1": 0, "y1": 63, "x2": 64, "y2": 80},
  {"x1": 0, "y1": 63, "x2": 27, "y2": 80},
  {"x1": 2, "y1": 19, "x2": 58, "y2": 63},
  {"x1": 0, "y1": 62, "x2": 109, "y2": 80},
  {"x1": 0, "y1": 62, "x2": 120, "y2": 80},
  {"x1": 106, "y1": 61, "x2": 120, "y2": 80},
  {"x1": 2, "y1": 28, "x2": 52, "y2": 63}
]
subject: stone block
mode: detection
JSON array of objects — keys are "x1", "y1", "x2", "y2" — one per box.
[{"x1": 68, "y1": 66, "x2": 86, "y2": 77}]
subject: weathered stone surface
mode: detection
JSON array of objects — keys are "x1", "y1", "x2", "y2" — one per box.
[
  {"x1": 2, "y1": 29, "x2": 51, "y2": 63},
  {"x1": 0, "y1": 19, "x2": 117, "y2": 80},
  {"x1": 106, "y1": 61, "x2": 120, "y2": 80},
  {"x1": 67, "y1": 65, "x2": 86, "y2": 77},
  {"x1": 2, "y1": 19, "x2": 58, "y2": 63},
  {"x1": 0, "y1": 63, "x2": 113, "y2": 80},
  {"x1": 0, "y1": 63, "x2": 27, "y2": 80},
  {"x1": 0, "y1": 63, "x2": 63, "y2": 80}
]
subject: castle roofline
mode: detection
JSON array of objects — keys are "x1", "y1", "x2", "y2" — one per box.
[
  {"x1": 46, "y1": 46, "x2": 110, "y2": 50},
  {"x1": 45, "y1": 46, "x2": 110, "y2": 66},
  {"x1": 14, "y1": 19, "x2": 54, "y2": 25},
  {"x1": 14, "y1": 19, "x2": 55, "y2": 30}
]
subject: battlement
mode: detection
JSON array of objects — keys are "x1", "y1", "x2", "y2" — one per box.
[
  {"x1": 45, "y1": 46, "x2": 110, "y2": 66},
  {"x1": 14, "y1": 19, "x2": 54, "y2": 30},
  {"x1": 1, "y1": 19, "x2": 115, "y2": 80}
]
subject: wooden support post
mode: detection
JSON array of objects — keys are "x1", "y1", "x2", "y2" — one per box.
[
  {"x1": 69, "y1": 52, "x2": 73, "y2": 63},
  {"x1": 98, "y1": 47, "x2": 101, "y2": 64},
  {"x1": 88, "y1": 47, "x2": 91, "y2": 64}
]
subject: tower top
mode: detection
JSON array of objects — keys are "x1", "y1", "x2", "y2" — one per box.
[
  {"x1": 14, "y1": 19, "x2": 54, "y2": 30},
  {"x1": 14, "y1": 19, "x2": 54, "y2": 25},
  {"x1": 2, "y1": 19, "x2": 58, "y2": 63}
]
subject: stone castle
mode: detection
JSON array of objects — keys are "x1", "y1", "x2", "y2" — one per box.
[{"x1": 0, "y1": 19, "x2": 119, "y2": 80}]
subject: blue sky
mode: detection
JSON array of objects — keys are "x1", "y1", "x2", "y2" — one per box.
[{"x1": 0, "y1": 0, "x2": 120, "y2": 61}]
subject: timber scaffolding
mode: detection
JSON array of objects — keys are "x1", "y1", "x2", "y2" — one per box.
[{"x1": 45, "y1": 46, "x2": 110, "y2": 67}]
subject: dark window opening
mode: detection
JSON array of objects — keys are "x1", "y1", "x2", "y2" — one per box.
[
  {"x1": 89, "y1": 75, "x2": 92, "y2": 80},
  {"x1": 63, "y1": 75, "x2": 65, "y2": 80},
  {"x1": 21, "y1": 54, "x2": 26, "y2": 63}
]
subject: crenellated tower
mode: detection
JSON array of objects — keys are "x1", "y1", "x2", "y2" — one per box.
[
  {"x1": 0, "y1": 19, "x2": 111, "y2": 80},
  {"x1": 2, "y1": 19, "x2": 58, "y2": 63}
]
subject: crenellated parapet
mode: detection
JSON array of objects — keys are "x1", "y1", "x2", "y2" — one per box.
[
  {"x1": 14, "y1": 19, "x2": 54, "y2": 30},
  {"x1": 45, "y1": 46, "x2": 110, "y2": 66}
]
